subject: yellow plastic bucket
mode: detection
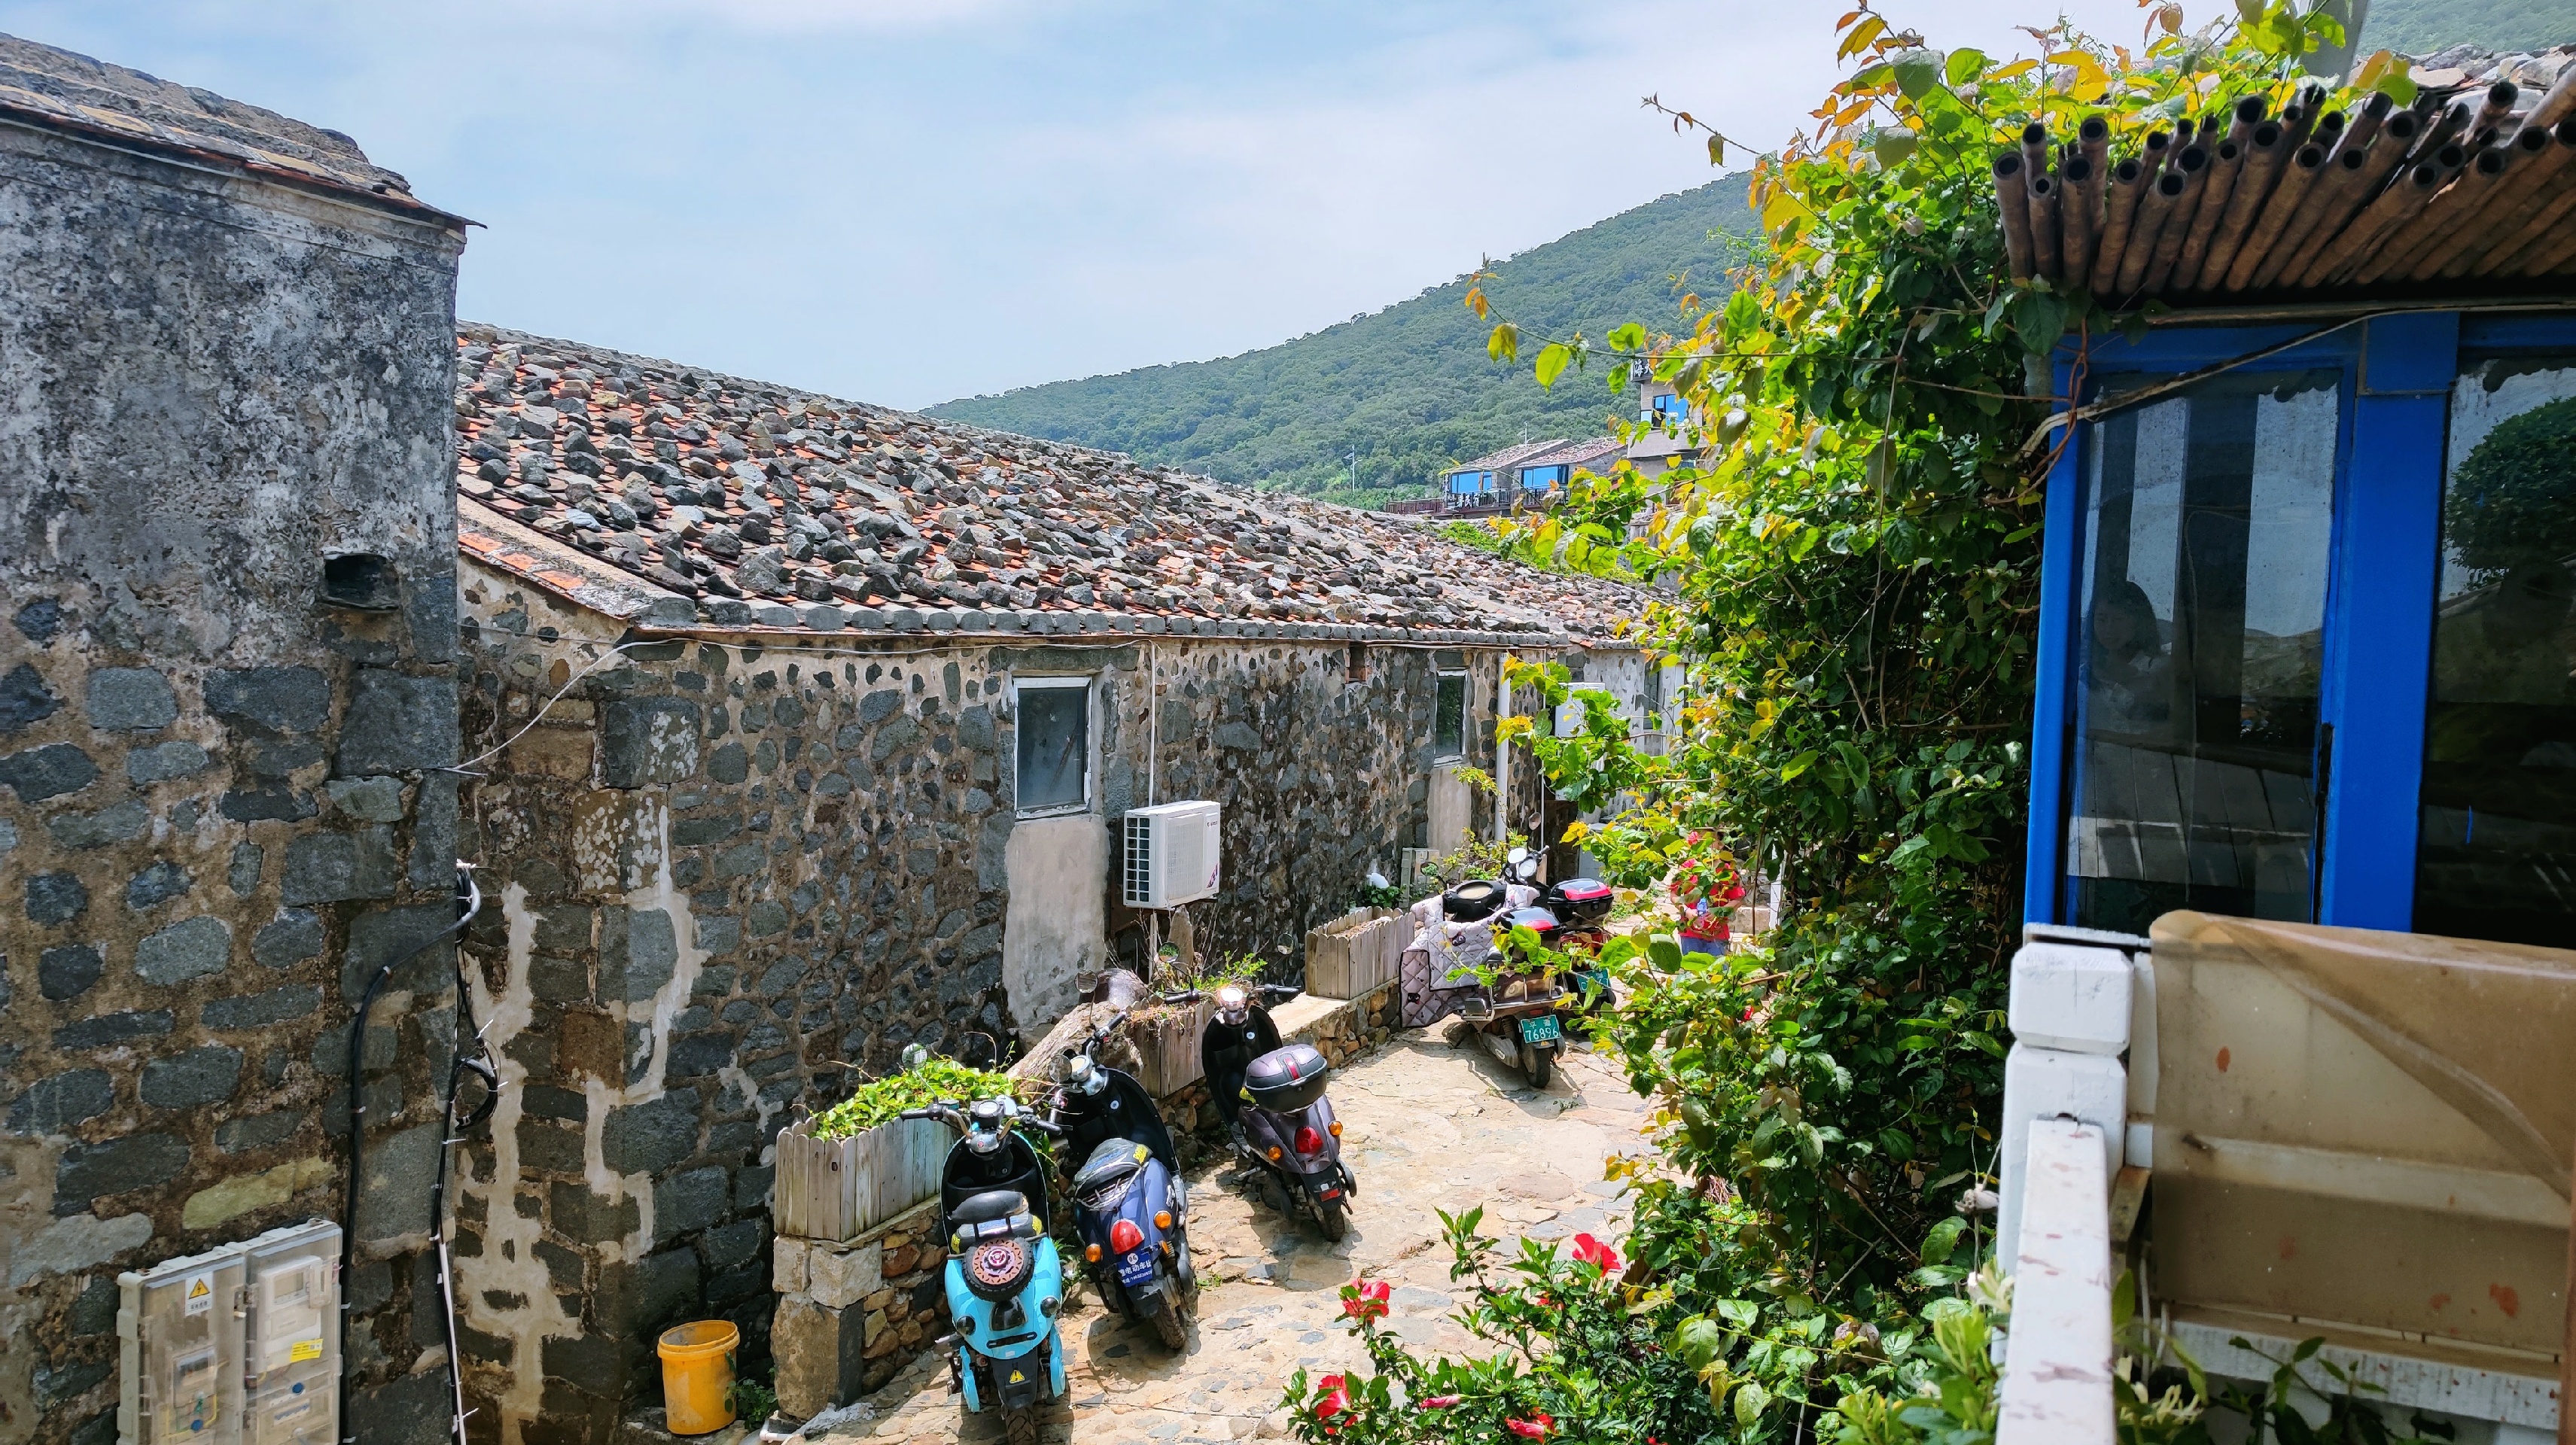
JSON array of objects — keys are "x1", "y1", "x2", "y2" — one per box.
[{"x1": 657, "y1": 1320, "x2": 738, "y2": 1435}]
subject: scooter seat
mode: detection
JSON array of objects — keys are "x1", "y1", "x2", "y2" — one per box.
[
  {"x1": 1074, "y1": 1138, "x2": 1153, "y2": 1194},
  {"x1": 951, "y1": 1188, "x2": 1028, "y2": 1226}
]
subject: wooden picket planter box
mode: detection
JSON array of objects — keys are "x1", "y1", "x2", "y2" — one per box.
[
  {"x1": 1308, "y1": 906, "x2": 1402, "y2": 1000},
  {"x1": 772, "y1": 1114, "x2": 949, "y2": 1243},
  {"x1": 1127, "y1": 996, "x2": 1213, "y2": 1098}
]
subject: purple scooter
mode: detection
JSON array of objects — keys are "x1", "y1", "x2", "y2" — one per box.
[{"x1": 1200, "y1": 983, "x2": 1354, "y2": 1240}]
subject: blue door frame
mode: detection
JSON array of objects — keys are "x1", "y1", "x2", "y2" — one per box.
[{"x1": 2021, "y1": 309, "x2": 2576, "y2": 934}]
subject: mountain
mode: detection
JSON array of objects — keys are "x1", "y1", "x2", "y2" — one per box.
[
  {"x1": 2363, "y1": 0, "x2": 2576, "y2": 55},
  {"x1": 927, "y1": 179, "x2": 1756, "y2": 509}
]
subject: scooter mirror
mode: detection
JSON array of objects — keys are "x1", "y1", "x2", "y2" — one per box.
[
  {"x1": 1506, "y1": 847, "x2": 1529, "y2": 865},
  {"x1": 900, "y1": 1043, "x2": 931, "y2": 1072}
]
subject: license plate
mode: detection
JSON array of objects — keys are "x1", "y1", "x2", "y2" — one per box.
[
  {"x1": 1575, "y1": 969, "x2": 1611, "y2": 997},
  {"x1": 1115, "y1": 1252, "x2": 1156, "y2": 1285},
  {"x1": 1518, "y1": 1015, "x2": 1561, "y2": 1044}
]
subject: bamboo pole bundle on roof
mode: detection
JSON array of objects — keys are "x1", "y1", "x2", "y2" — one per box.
[
  {"x1": 2194, "y1": 117, "x2": 2288, "y2": 289},
  {"x1": 2304, "y1": 157, "x2": 2453, "y2": 287},
  {"x1": 2355, "y1": 143, "x2": 2519, "y2": 285},
  {"x1": 2142, "y1": 143, "x2": 2215, "y2": 292},
  {"x1": 2409, "y1": 123, "x2": 2562, "y2": 279},
  {"x1": 2221, "y1": 141, "x2": 2329, "y2": 291},
  {"x1": 2529, "y1": 63, "x2": 2576, "y2": 132},
  {"x1": 2282, "y1": 108, "x2": 2423, "y2": 286},
  {"x1": 2442, "y1": 118, "x2": 2576, "y2": 275}
]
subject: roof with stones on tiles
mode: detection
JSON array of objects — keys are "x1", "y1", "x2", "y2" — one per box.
[
  {"x1": 453, "y1": 326, "x2": 1646, "y2": 647},
  {"x1": 0, "y1": 32, "x2": 462, "y2": 224}
]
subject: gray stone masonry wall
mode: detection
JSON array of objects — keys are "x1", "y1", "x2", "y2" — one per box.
[
  {"x1": 448, "y1": 561, "x2": 1495, "y2": 1445},
  {"x1": 0, "y1": 119, "x2": 465, "y2": 1445}
]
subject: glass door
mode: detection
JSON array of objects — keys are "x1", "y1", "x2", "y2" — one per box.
[
  {"x1": 2415, "y1": 352, "x2": 2576, "y2": 947},
  {"x1": 2063, "y1": 369, "x2": 2345, "y2": 934}
]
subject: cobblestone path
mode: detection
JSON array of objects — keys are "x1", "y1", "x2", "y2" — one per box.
[{"x1": 815, "y1": 1029, "x2": 1649, "y2": 1445}]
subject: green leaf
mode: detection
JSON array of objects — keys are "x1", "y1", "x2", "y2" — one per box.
[
  {"x1": 1606, "y1": 322, "x2": 1648, "y2": 351},
  {"x1": 1920, "y1": 1215, "x2": 1966, "y2": 1266},
  {"x1": 1873, "y1": 129, "x2": 1918, "y2": 168},
  {"x1": 1676, "y1": 1316, "x2": 1728, "y2": 1368},
  {"x1": 1944, "y1": 48, "x2": 1987, "y2": 84},
  {"x1": 1487, "y1": 322, "x2": 1520, "y2": 364},
  {"x1": 1535, "y1": 342, "x2": 1573, "y2": 390},
  {"x1": 1735, "y1": 1380, "x2": 1770, "y2": 1428},
  {"x1": 1781, "y1": 750, "x2": 1819, "y2": 782},
  {"x1": 1889, "y1": 48, "x2": 1945, "y2": 99}
]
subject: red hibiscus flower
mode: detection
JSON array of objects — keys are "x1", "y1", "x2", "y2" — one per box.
[
  {"x1": 1341, "y1": 1278, "x2": 1391, "y2": 1322},
  {"x1": 1505, "y1": 1413, "x2": 1554, "y2": 1438},
  {"x1": 1314, "y1": 1375, "x2": 1352, "y2": 1426},
  {"x1": 1570, "y1": 1232, "x2": 1623, "y2": 1276},
  {"x1": 1418, "y1": 1396, "x2": 1463, "y2": 1410}
]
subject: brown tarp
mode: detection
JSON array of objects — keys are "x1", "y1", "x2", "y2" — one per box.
[{"x1": 2149, "y1": 911, "x2": 2576, "y2": 1358}]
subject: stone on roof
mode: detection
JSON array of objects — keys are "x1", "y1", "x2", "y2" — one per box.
[
  {"x1": 0, "y1": 32, "x2": 455, "y2": 219},
  {"x1": 454, "y1": 326, "x2": 1643, "y2": 648},
  {"x1": 1453, "y1": 438, "x2": 1577, "y2": 474}
]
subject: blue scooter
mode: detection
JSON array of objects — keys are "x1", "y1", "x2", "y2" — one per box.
[
  {"x1": 1049, "y1": 1005, "x2": 1198, "y2": 1348},
  {"x1": 901, "y1": 1094, "x2": 1066, "y2": 1445}
]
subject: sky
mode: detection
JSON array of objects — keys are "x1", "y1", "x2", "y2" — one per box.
[{"x1": 0, "y1": 1, "x2": 2144, "y2": 410}]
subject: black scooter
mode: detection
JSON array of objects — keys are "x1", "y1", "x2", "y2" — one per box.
[
  {"x1": 1200, "y1": 983, "x2": 1356, "y2": 1239},
  {"x1": 1048, "y1": 1008, "x2": 1198, "y2": 1347}
]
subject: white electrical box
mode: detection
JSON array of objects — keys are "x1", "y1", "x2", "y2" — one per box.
[
  {"x1": 120, "y1": 1219, "x2": 340, "y2": 1445},
  {"x1": 242, "y1": 1222, "x2": 340, "y2": 1445},
  {"x1": 1123, "y1": 801, "x2": 1221, "y2": 908}
]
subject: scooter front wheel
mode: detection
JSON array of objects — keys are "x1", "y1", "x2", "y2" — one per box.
[
  {"x1": 1315, "y1": 1195, "x2": 1350, "y2": 1242},
  {"x1": 1149, "y1": 1300, "x2": 1187, "y2": 1349}
]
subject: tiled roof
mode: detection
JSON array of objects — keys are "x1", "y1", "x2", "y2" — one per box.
[
  {"x1": 0, "y1": 33, "x2": 461, "y2": 224},
  {"x1": 1520, "y1": 437, "x2": 1622, "y2": 470},
  {"x1": 455, "y1": 327, "x2": 1645, "y2": 648},
  {"x1": 1452, "y1": 438, "x2": 1577, "y2": 475}
]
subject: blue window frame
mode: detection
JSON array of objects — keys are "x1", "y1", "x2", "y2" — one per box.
[
  {"x1": 1523, "y1": 464, "x2": 1569, "y2": 490},
  {"x1": 2024, "y1": 310, "x2": 2576, "y2": 945},
  {"x1": 1641, "y1": 394, "x2": 1688, "y2": 424},
  {"x1": 1448, "y1": 469, "x2": 1493, "y2": 495}
]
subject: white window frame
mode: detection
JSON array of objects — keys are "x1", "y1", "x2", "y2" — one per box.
[
  {"x1": 1011, "y1": 674, "x2": 1095, "y2": 819},
  {"x1": 1433, "y1": 670, "x2": 1469, "y2": 763}
]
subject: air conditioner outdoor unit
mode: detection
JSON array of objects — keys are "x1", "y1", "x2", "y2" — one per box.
[{"x1": 1123, "y1": 801, "x2": 1222, "y2": 909}]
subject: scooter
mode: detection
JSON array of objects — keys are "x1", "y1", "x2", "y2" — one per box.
[
  {"x1": 1445, "y1": 867, "x2": 1573, "y2": 1088},
  {"x1": 1503, "y1": 847, "x2": 1617, "y2": 1014},
  {"x1": 1200, "y1": 983, "x2": 1357, "y2": 1240},
  {"x1": 902, "y1": 1094, "x2": 1067, "y2": 1445},
  {"x1": 1049, "y1": 1010, "x2": 1198, "y2": 1349}
]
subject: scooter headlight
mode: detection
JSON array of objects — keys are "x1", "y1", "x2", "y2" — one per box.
[{"x1": 1216, "y1": 984, "x2": 1250, "y2": 1024}]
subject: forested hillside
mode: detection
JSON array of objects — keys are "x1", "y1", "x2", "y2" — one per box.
[
  {"x1": 2364, "y1": 0, "x2": 2576, "y2": 54},
  {"x1": 930, "y1": 180, "x2": 1755, "y2": 508}
]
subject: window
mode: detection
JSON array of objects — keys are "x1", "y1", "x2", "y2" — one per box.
[
  {"x1": 1433, "y1": 672, "x2": 1467, "y2": 760},
  {"x1": 2416, "y1": 354, "x2": 2576, "y2": 946},
  {"x1": 1522, "y1": 464, "x2": 1569, "y2": 491},
  {"x1": 1642, "y1": 393, "x2": 1689, "y2": 425},
  {"x1": 2063, "y1": 370, "x2": 2341, "y2": 934},
  {"x1": 1448, "y1": 470, "x2": 1493, "y2": 495},
  {"x1": 1014, "y1": 676, "x2": 1092, "y2": 816}
]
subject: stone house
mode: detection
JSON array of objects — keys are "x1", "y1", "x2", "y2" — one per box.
[
  {"x1": 440, "y1": 330, "x2": 1646, "y2": 1442},
  {"x1": 0, "y1": 35, "x2": 472, "y2": 1445}
]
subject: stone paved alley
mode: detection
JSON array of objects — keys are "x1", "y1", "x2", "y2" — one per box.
[{"x1": 807, "y1": 1030, "x2": 1647, "y2": 1445}]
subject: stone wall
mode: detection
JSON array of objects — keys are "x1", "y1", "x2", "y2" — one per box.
[
  {"x1": 0, "y1": 123, "x2": 466, "y2": 1445},
  {"x1": 446, "y1": 561, "x2": 1500, "y2": 1445}
]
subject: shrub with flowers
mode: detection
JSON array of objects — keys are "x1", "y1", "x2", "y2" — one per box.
[{"x1": 1290, "y1": 2, "x2": 2424, "y2": 1440}]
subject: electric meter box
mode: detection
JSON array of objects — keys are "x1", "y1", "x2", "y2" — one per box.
[
  {"x1": 120, "y1": 1219, "x2": 340, "y2": 1445},
  {"x1": 1122, "y1": 800, "x2": 1221, "y2": 908}
]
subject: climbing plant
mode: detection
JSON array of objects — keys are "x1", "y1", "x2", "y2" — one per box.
[{"x1": 1293, "y1": 4, "x2": 2419, "y2": 1440}]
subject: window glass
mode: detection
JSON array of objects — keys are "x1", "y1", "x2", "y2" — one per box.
[
  {"x1": 2416, "y1": 356, "x2": 2576, "y2": 946},
  {"x1": 1434, "y1": 673, "x2": 1467, "y2": 759},
  {"x1": 2065, "y1": 370, "x2": 2340, "y2": 933},
  {"x1": 1015, "y1": 681, "x2": 1089, "y2": 814}
]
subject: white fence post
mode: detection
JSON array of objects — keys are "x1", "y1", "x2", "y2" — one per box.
[
  {"x1": 1996, "y1": 939, "x2": 2132, "y2": 1270},
  {"x1": 1997, "y1": 1118, "x2": 2116, "y2": 1443}
]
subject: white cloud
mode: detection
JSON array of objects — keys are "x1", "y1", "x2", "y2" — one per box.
[{"x1": 0, "y1": 0, "x2": 2148, "y2": 407}]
